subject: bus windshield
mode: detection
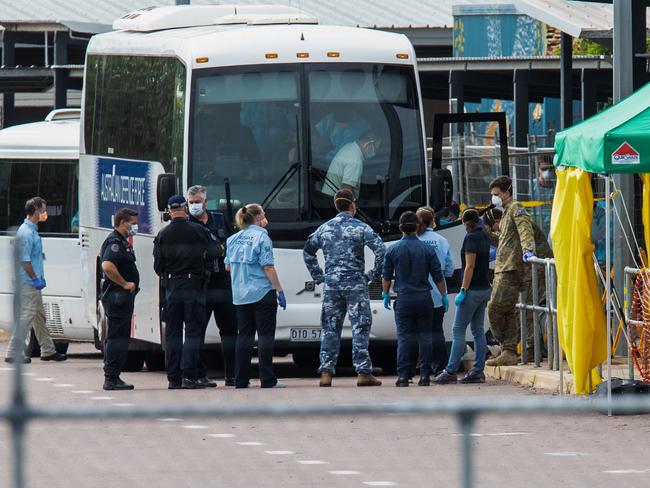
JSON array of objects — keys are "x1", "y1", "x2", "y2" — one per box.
[{"x1": 189, "y1": 63, "x2": 424, "y2": 225}]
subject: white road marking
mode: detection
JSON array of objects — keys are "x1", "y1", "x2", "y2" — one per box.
[
  {"x1": 71, "y1": 390, "x2": 94, "y2": 394},
  {"x1": 90, "y1": 396, "x2": 114, "y2": 400},
  {"x1": 183, "y1": 425, "x2": 209, "y2": 430},
  {"x1": 0, "y1": 367, "x2": 15, "y2": 371},
  {"x1": 112, "y1": 403, "x2": 135, "y2": 407},
  {"x1": 544, "y1": 452, "x2": 591, "y2": 457},
  {"x1": 21, "y1": 372, "x2": 36, "y2": 376},
  {"x1": 158, "y1": 418, "x2": 183, "y2": 422},
  {"x1": 298, "y1": 460, "x2": 328, "y2": 465},
  {"x1": 208, "y1": 433, "x2": 236, "y2": 438},
  {"x1": 603, "y1": 469, "x2": 650, "y2": 474},
  {"x1": 363, "y1": 482, "x2": 398, "y2": 486},
  {"x1": 237, "y1": 441, "x2": 264, "y2": 446},
  {"x1": 265, "y1": 451, "x2": 294, "y2": 455},
  {"x1": 487, "y1": 432, "x2": 528, "y2": 436},
  {"x1": 33, "y1": 377, "x2": 54, "y2": 382},
  {"x1": 452, "y1": 433, "x2": 483, "y2": 437},
  {"x1": 329, "y1": 470, "x2": 361, "y2": 475},
  {"x1": 53, "y1": 383, "x2": 74, "y2": 387}
]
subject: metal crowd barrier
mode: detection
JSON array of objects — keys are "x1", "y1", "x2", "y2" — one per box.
[
  {"x1": 624, "y1": 266, "x2": 648, "y2": 380},
  {"x1": 516, "y1": 257, "x2": 565, "y2": 393}
]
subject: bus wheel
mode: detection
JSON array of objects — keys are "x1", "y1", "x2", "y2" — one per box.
[
  {"x1": 24, "y1": 330, "x2": 40, "y2": 358},
  {"x1": 292, "y1": 349, "x2": 320, "y2": 370},
  {"x1": 123, "y1": 351, "x2": 145, "y2": 372},
  {"x1": 145, "y1": 352, "x2": 165, "y2": 372},
  {"x1": 54, "y1": 341, "x2": 69, "y2": 355}
]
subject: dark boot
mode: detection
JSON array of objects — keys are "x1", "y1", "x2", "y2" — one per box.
[{"x1": 103, "y1": 377, "x2": 134, "y2": 391}]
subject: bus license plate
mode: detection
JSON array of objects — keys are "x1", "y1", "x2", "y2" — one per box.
[{"x1": 290, "y1": 328, "x2": 322, "y2": 342}]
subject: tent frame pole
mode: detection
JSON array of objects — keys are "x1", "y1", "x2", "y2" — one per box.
[{"x1": 605, "y1": 174, "x2": 612, "y2": 416}]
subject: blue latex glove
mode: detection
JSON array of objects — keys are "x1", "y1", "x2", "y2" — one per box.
[
  {"x1": 32, "y1": 277, "x2": 46, "y2": 290},
  {"x1": 382, "y1": 291, "x2": 391, "y2": 310},
  {"x1": 522, "y1": 251, "x2": 536, "y2": 263},
  {"x1": 277, "y1": 290, "x2": 287, "y2": 310},
  {"x1": 441, "y1": 293, "x2": 449, "y2": 313},
  {"x1": 489, "y1": 246, "x2": 497, "y2": 262},
  {"x1": 455, "y1": 289, "x2": 466, "y2": 306}
]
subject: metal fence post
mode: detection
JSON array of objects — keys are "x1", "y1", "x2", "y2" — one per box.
[
  {"x1": 11, "y1": 235, "x2": 26, "y2": 488},
  {"x1": 624, "y1": 268, "x2": 634, "y2": 380},
  {"x1": 458, "y1": 412, "x2": 476, "y2": 488},
  {"x1": 519, "y1": 291, "x2": 527, "y2": 364},
  {"x1": 531, "y1": 263, "x2": 541, "y2": 367},
  {"x1": 545, "y1": 261, "x2": 554, "y2": 370}
]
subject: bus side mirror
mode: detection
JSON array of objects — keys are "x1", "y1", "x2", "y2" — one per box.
[
  {"x1": 157, "y1": 173, "x2": 177, "y2": 212},
  {"x1": 429, "y1": 168, "x2": 453, "y2": 211}
]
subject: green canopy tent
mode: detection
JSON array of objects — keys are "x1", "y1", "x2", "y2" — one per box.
[{"x1": 554, "y1": 82, "x2": 650, "y2": 410}]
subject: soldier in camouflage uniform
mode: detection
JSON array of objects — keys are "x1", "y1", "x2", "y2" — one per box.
[
  {"x1": 303, "y1": 189, "x2": 385, "y2": 387},
  {"x1": 485, "y1": 176, "x2": 552, "y2": 366}
]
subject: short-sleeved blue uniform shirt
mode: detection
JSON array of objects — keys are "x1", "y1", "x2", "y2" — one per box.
[{"x1": 16, "y1": 219, "x2": 44, "y2": 286}]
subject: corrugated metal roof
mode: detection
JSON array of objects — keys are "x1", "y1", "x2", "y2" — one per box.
[
  {"x1": 514, "y1": 0, "x2": 619, "y2": 38},
  {"x1": 0, "y1": 1, "x2": 454, "y2": 31}
]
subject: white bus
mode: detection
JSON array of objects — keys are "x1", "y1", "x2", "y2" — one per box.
[
  {"x1": 0, "y1": 109, "x2": 92, "y2": 355},
  {"x1": 79, "y1": 5, "x2": 465, "y2": 371}
]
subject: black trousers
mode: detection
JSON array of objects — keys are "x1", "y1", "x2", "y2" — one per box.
[
  {"x1": 409, "y1": 305, "x2": 448, "y2": 376},
  {"x1": 198, "y1": 286, "x2": 237, "y2": 379},
  {"x1": 165, "y1": 278, "x2": 206, "y2": 382},
  {"x1": 431, "y1": 305, "x2": 449, "y2": 374},
  {"x1": 235, "y1": 290, "x2": 277, "y2": 388},
  {"x1": 103, "y1": 315, "x2": 131, "y2": 379}
]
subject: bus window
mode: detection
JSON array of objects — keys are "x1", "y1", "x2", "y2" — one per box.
[
  {"x1": 190, "y1": 68, "x2": 302, "y2": 219},
  {"x1": 308, "y1": 65, "x2": 425, "y2": 221},
  {"x1": 0, "y1": 159, "x2": 78, "y2": 235},
  {"x1": 84, "y1": 55, "x2": 186, "y2": 173}
]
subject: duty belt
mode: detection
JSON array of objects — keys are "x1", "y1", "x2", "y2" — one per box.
[{"x1": 167, "y1": 273, "x2": 202, "y2": 280}]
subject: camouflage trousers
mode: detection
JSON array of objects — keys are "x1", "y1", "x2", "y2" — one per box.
[
  {"x1": 487, "y1": 269, "x2": 546, "y2": 354},
  {"x1": 319, "y1": 289, "x2": 373, "y2": 374}
]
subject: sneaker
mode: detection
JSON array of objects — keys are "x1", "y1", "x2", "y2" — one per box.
[
  {"x1": 319, "y1": 371, "x2": 332, "y2": 387},
  {"x1": 4, "y1": 356, "x2": 31, "y2": 364},
  {"x1": 485, "y1": 349, "x2": 518, "y2": 367},
  {"x1": 432, "y1": 370, "x2": 458, "y2": 384},
  {"x1": 458, "y1": 370, "x2": 486, "y2": 384},
  {"x1": 181, "y1": 378, "x2": 206, "y2": 390},
  {"x1": 196, "y1": 376, "x2": 217, "y2": 388},
  {"x1": 261, "y1": 381, "x2": 286, "y2": 389},
  {"x1": 418, "y1": 375, "x2": 431, "y2": 386},
  {"x1": 40, "y1": 353, "x2": 67, "y2": 362},
  {"x1": 168, "y1": 380, "x2": 182, "y2": 390},
  {"x1": 103, "y1": 377, "x2": 135, "y2": 391},
  {"x1": 395, "y1": 377, "x2": 409, "y2": 387},
  {"x1": 224, "y1": 377, "x2": 236, "y2": 387},
  {"x1": 357, "y1": 373, "x2": 382, "y2": 387}
]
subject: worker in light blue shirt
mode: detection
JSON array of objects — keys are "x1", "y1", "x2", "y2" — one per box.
[
  {"x1": 416, "y1": 206, "x2": 455, "y2": 374},
  {"x1": 225, "y1": 203, "x2": 285, "y2": 389},
  {"x1": 6, "y1": 197, "x2": 66, "y2": 364}
]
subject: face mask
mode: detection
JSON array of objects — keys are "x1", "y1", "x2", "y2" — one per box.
[
  {"x1": 491, "y1": 195, "x2": 503, "y2": 208},
  {"x1": 38, "y1": 210, "x2": 48, "y2": 222},
  {"x1": 363, "y1": 142, "x2": 377, "y2": 159},
  {"x1": 127, "y1": 224, "x2": 138, "y2": 236},
  {"x1": 541, "y1": 170, "x2": 552, "y2": 180},
  {"x1": 188, "y1": 203, "x2": 204, "y2": 217}
]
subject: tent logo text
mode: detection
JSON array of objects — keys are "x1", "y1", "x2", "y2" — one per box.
[{"x1": 612, "y1": 142, "x2": 640, "y2": 165}]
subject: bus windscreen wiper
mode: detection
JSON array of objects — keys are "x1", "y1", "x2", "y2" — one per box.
[{"x1": 261, "y1": 162, "x2": 301, "y2": 209}]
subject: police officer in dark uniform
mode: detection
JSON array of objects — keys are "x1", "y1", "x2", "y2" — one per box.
[
  {"x1": 187, "y1": 185, "x2": 237, "y2": 387},
  {"x1": 153, "y1": 195, "x2": 214, "y2": 390},
  {"x1": 100, "y1": 208, "x2": 140, "y2": 391}
]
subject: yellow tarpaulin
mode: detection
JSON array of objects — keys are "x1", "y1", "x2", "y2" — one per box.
[
  {"x1": 550, "y1": 167, "x2": 607, "y2": 394},
  {"x1": 641, "y1": 174, "x2": 650, "y2": 256}
]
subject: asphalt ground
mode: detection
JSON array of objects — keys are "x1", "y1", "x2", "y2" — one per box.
[{"x1": 1, "y1": 343, "x2": 650, "y2": 488}]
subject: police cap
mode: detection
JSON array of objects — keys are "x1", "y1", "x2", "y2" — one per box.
[{"x1": 168, "y1": 194, "x2": 187, "y2": 210}]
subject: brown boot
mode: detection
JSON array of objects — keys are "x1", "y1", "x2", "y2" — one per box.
[
  {"x1": 357, "y1": 373, "x2": 382, "y2": 387},
  {"x1": 319, "y1": 371, "x2": 332, "y2": 387},
  {"x1": 485, "y1": 349, "x2": 519, "y2": 367}
]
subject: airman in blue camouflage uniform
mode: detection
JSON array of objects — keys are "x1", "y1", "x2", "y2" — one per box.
[{"x1": 303, "y1": 189, "x2": 385, "y2": 387}]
